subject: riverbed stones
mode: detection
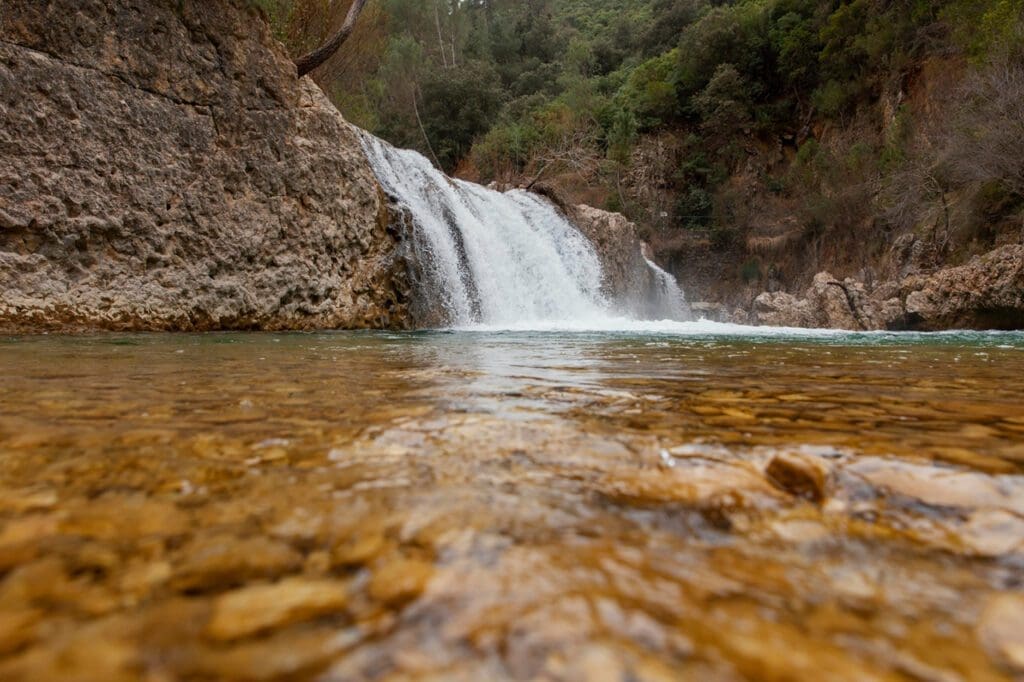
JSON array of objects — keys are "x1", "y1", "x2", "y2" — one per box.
[
  {"x1": 978, "y1": 594, "x2": 1024, "y2": 674},
  {"x1": 0, "y1": 0, "x2": 413, "y2": 333},
  {"x1": 1, "y1": 337, "x2": 1023, "y2": 679},
  {"x1": 206, "y1": 578, "x2": 349, "y2": 641},
  {"x1": 61, "y1": 495, "x2": 190, "y2": 541},
  {"x1": 765, "y1": 452, "x2": 830, "y2": 503},
  {"x1": 368, "y1": 557, "x2": 434, "y2": 606},
  {"x1": 172, "y1": 535, "x2": 303, "y2": 592}
]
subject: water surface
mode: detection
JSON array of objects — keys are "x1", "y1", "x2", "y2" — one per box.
[{"x1": 1, "y1": 330, "x2": 1023, "y2": 680}]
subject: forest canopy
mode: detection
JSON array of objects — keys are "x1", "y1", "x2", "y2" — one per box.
[{"x1": 252, "y1": 0, "x2": 1024, "y2": 264}]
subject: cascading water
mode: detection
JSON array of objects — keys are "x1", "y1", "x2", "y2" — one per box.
[
  {"x1": 360, "y1": 132, "x2": 690, "y2": 329},
  {"x1": 643, "y1": 255, "x2": 692, "y2": 321}
]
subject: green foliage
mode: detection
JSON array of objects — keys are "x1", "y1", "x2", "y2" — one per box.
[
  {"x1": 694, "y1": 63, "x2": 752, "y2": 135},
  {"x1": 619, "y1": 50, "x2": 681, "y2": 129},
  {"x1": 675, "y1": 1, "x2": 771, "y2": 100},
  {"x1": 740, "y1": 258, "x2": 762, "y2": 283},
  {"x1": 943, "y1": 0, "x2": 1024, "y2": 59},
  {"x1": 256, "y1": 0, "x2": 1024, "y2": 262},
  {"x1": 675, "y1": 187, "x2": 714, "y2": 230},
  {"x1": 420, "y1": 62, "x2": 504, "y2": 171}
]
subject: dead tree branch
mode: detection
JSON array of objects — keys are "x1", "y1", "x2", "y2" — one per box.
[{"x1": 294, "y1": 0, "x2": 369, "y2": 78}]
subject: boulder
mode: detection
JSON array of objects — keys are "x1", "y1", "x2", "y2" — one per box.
[
  {"x1": 752, "y1": 291, "x2": 816, "y2": 328},
  {"x1": 569, "y1": 204, "x2": 688, "y2": 317},
  {"x1": 0, "y1": 0, "x2": 412, "y2": 332}
]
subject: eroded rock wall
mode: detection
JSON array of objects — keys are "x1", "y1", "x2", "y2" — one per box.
[
  {"x1": 750, "y1": 246, "x2": 1024, "y2": 331},
  {"x1": 568, "y1": 204, "x2": 683, "y2": 318},
  {"x1": 0, "y1": 0, "x2": 411, "y2": 332}
]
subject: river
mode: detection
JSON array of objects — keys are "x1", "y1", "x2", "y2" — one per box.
[{"x1": 1, "y1": 329, "x2": 1023, "y2": 680}]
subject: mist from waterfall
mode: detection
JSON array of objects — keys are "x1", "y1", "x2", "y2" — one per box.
[{"x1": 360, "y1": 133, "x2": 690, "y2": 330}]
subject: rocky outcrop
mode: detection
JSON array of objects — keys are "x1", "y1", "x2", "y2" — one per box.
[
  {"x1": 569, "y1": 205, "x2": 650, "y2": 305},
  {"x1": 750, "y1": 245, "x2": 1024, "y2": 330},
  {"x1": 0, "y1": 0, "x2": 411, "y2": 332},
  {"x1": 901, "y1": 245, "x2": 1024, "y2": 330},
  {"x1": 569, "y1": 204, "x2": 688, "y2": 317}
]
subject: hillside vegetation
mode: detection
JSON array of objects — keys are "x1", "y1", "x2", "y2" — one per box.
[{"x1": 254, "y1": 0, "x2": 1024, "y2": 304}]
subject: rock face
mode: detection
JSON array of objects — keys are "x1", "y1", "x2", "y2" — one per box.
[
  {"x1": 750, "y1": 246, "x2": 1024, "y2": 330},
  {"x1": 568, "y1": 204, "x2": 686, "y2": 317},
  {"x1": 0, "y1": 0, "x2": 411, "y2": 332},
  {"x1": 901, "y1": 245, "x2": 1024, "y2": 330}
]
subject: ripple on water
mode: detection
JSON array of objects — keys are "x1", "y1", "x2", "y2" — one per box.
[{"x1": 0, "y1": 330, "x2": 1022, "y2": 680}]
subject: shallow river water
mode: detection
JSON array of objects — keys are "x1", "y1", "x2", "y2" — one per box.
[{"x1": 1, "y1": 329, "x2": 1024, "y2": 681}]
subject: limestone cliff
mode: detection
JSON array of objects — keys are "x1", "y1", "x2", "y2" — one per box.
[{"x1": 0, "y1": 0, "x2": 411, "y2": 332}]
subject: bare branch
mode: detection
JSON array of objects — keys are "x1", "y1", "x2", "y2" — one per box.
[{"x1": 294, "y1": 0, "x2": 369, "y2": 78}]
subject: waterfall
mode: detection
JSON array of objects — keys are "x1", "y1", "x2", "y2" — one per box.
[
  {"x1": 360, "y1": 133, "x2": 689, "y2": 329},
  {"x1": 643, "y1": 256, "x2": 691, "y2": 321}
]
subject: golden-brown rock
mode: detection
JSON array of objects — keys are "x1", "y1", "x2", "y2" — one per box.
[
  {"x1": 765, "y1": 452, "x2": 830, "y2": 503},
  {"x1": 978, "y1": 594, "x2": 1024, "y2": 674},
  {"x1": 368, "y1": 558, "x2": 435, "y2": 606},
  {"x1": 172, "y1": 535, "x2": 303, "y2": 592},
  {"x1": 206, "y1": 578, "x2": 349, "y2": 641},
  {"x1": 0, "y1": 0, "x2": 412, "y2": 333}
]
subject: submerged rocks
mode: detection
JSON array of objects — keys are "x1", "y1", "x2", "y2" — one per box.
[
  {"x1": 749, "y1": 245, "x2": 1024, "y2": 330},
  {"x1": 206, "y1": 578, "x2": 349, "y2": 641},
  {"x1": 0, "y1": 0, "x2": 412, "y2": 332},
  {"x1": 978, "y1": 595, "x2": 1024, "y2": 674},
  {"x1": 765, "y1": 452, "x2": 830, "y2": 503}
]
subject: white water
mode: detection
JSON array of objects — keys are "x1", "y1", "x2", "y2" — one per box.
[
  {"x1": 360, "y1": 133, "x2": 698, "y2": 331},
  {"x1": 643, "y1": 255, "x2": 691, "y2": 321}
]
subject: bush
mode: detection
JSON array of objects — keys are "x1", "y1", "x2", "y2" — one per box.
[
  {"x1": 619, "y1": 49, "x2": 681, "y2": 129},
  {"x1": 694, "y1": 63, "x2": 753, "y2": 136},
  {"x1": 675, "y1": 187, "x2": 714, "y2": 230},
  {"x1": 420, "y1": 61, "x2": 504, "y2": 171},
  {"x1": 675, "y1": 2, "x2": 771, "y2": 100}
]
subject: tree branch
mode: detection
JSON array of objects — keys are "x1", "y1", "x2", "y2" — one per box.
[{"x1": 294, "y1": 0, "x2": 369, "y2": 78}]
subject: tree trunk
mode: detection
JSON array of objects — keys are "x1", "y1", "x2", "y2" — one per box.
[{"x1": 294, "y1": 0, "x2": 369, "y2": 78}]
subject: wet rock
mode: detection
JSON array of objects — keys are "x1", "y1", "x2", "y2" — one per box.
[
  {"x1": 0, "y1": 489, "x2": 58, "y2": 515},
  {"x1": 765, "y1": 453, "x2": 830, "y2": 503},
  {"x1": 0, "y1": 608, "x2": 41, "y2": 656},
  {"x1": 977, "y1": 594, "x2": 1024, "y2": 673},
  {"x1": 0, "y1": 515, "x2": 60, "y2": 569},
  {"x1": 558, "y1": 643, "x2": 627, "y2": 682},
  {"x1": 61, "y1": 495, "x2": 189, "y2": 541},
  {"x1": 769, "y1": 518, "x2": 832, "y2": 544},
  {"x1": 332, "y1": 530, "x2": 388, "y2": 568},
  {"x1": 172, "y1": 535, "x2": 303, "y2": 592},
  {"x1": 368, "y1": 558, "x2": 435, "y2": 606},
  {"x1": 120, "y1": 561, "x2": 173, "y2": 601},
  {"x1": 188, "y1": 627, "x2": 353, "y2": 681},
  {"x1": 568, "y1": 204, "x2": 676, "y2": 316},
  {"x1": 847, "y1": 460, "x2": 1024, "y2": 515},
  {"x1": 206, "y1": 578, "x2": 349, "y2": 641},
  {"x1": 959, "y1": 510, "x2": 1024, "y2": 557},
  {"x1": 0, "y1": 617, "x2": 139, "y2": 682},
  {"x1": 0, "y1": 0, "x2": 412, "y2": 333}
]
